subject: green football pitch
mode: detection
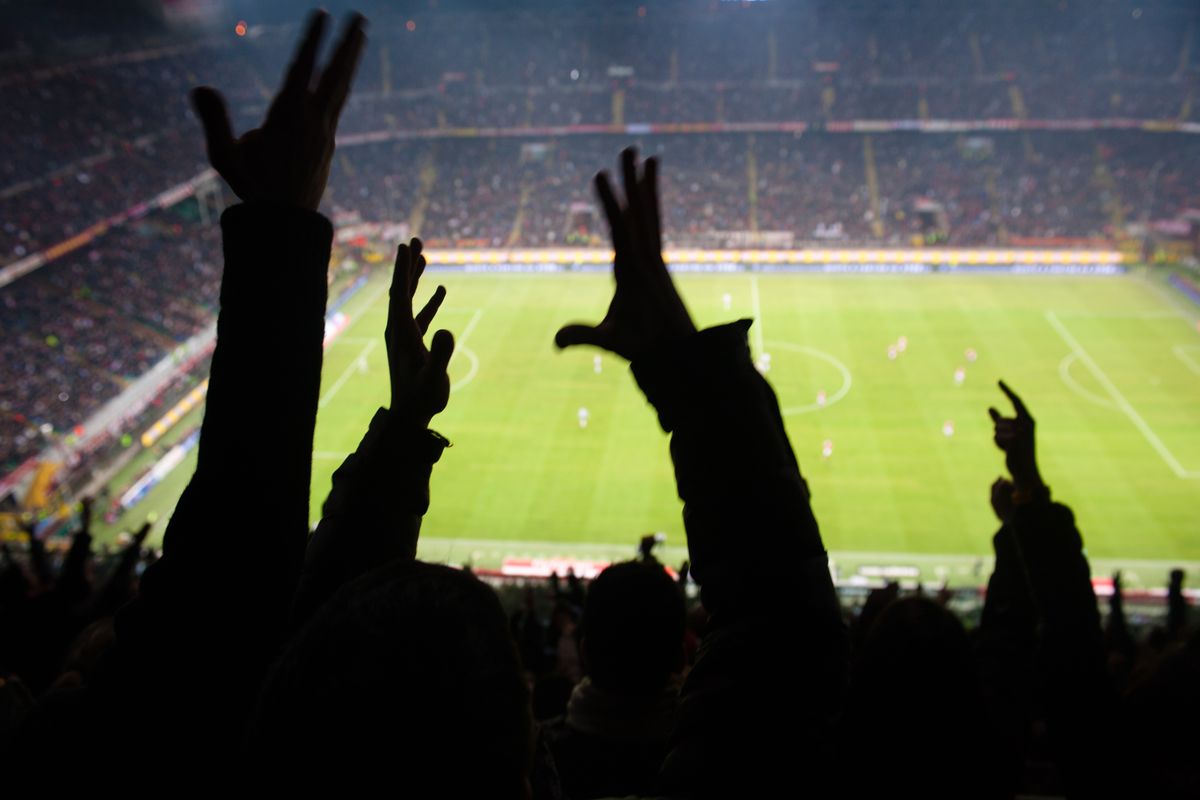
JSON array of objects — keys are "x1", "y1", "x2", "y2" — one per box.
[{"x1": 97, "y1": 267, "x2": 1200, "y2": 587}]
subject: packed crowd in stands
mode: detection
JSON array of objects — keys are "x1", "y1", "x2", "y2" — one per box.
[
  {"x1": 327, "y1": 131, "x2": 1200, "y2": 248},
  {"x1": 4, "y1": 127, "x2": 1200, "y2": 469},
  {"x1": 0, "y1": 207, "x2": 220, "y2": 470},
  {"x1": 0, "y1": 129, "x2": 207, "y2": 262},
  {"x1": 1, "y1": 14, "x2": 1198, "y2": 794},
  {"x1": 3, "y1": 2, "x2": 1200, "y2": 265}
]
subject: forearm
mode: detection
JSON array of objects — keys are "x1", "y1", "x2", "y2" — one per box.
[
  {"x1": 632, "y1": 320, "x2": 829, "y2": 615},
  {"x1": 636, "y1": 322, "x2": 847, "y2": 793},
  {"x1": 981, "y1": 498, "x2": 1112, "y2": 792},
  {"x1": 294, "y1": 408, "x2": 447, "y2": 624},
  {"x1": 186, "y1": 203, "x2": 330, "y2": 536},
  {"x1": 1008, "y1": 500, "x2": 1102, "y2": 640},
  {"x1": 118, "y1": 202, "x2": 332, "y2": 664}
]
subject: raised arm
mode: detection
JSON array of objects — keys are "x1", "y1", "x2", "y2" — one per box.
[
  {"x1": 978, "y1": 381, "x2": 1113, "y2": 795},
  {"x1": 293, "y1": 238, "x2": 456, "y2": 625},
  {"x1": 556, "y1": 149, "x2": 847, "y2": 796},
  {"x1": 109, "y1": 10, "x2": 366, "y2": 759}
]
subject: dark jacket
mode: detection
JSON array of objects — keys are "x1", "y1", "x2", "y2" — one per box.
[
  {"x1": 631, "y1": 320, "x2": 849, "y2": 798},
  {"x1": 19, "y1": 203, "x2": 333, "y2": 772},
  {"x1": 978, "y1": 497, "x2": 1114, "y2": 796}
]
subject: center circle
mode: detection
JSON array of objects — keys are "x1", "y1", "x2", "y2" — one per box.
[{"x1": 763, "y1": 340, "x2": 853, "y2": 415}]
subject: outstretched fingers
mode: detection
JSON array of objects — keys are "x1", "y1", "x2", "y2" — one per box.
[
  {"x1": 315, "y1": 14, "x2": 368, "y2": 124},
  {"x1": 191, "y1": 88, "x2": 236, "y2": 175},
  {"x1": 640, "y1": 155, "x2": 663, "y2": 250},
  {"x1": 428, "y1": 328, "x2": 455, "y2": 372},
  {"x1": 409, "y1": 238, "x2": 426, "y2": 297},
  {"x1": 415, "y1": 286, "x2": 447, "y2": 335},
  {"x1": 594, "y1": 170, "x2": 632, "y2": 281},
  {"x1": 998, "y1": 380, "x2": 1032, "y2": 420},
  {"x1": 620, "y1": 148, "x2": 647, "y2": 242},
  {"x1": 387, "y1": 243, "x2": 416, "y2": 349},
  {"x1": 280, "y1": 11, "x2": 329, "y2": 99}
]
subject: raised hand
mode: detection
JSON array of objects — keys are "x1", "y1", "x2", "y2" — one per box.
[
  {"x1": 988, "y1": 380, "x2": 1043, "y2": 493},
  {"x1": 386, "y1": 239, "x2": 454, "y2": 427},
  {"x1": 191, "y1": 11, "x2": 366, "y2": 210},
  {"x1": 555, "y1": 148, "x2": 695, "y2": 361}
]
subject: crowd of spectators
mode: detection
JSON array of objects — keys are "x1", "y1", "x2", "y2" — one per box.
[
  {"x1": 0, "y1": 12, "x2": 1197, "y2": 796},
  {"x1": 0, "y1": 8, "x2": 1197, "y2": 470},
  {"x1": 0, "y1": 2, "x2": 1195, "y2": 272},
  {"x1": 327, "y1": 131, "x2": 1200, "y2": 248},
  {"x1": 3, "y1": 126, "x2": 1200, "y2": 471},
  {"x1": 0, "y1": 129, "x2": 206, "y2": 264},
  {"x1": 6, "y1": 127, "x2": 1200, "y2": 470},
  {"x1": 0, "y1": 206, "x2": 220, "y2": 471},
  {"x1": 3, "y1": 2, "x2": 1199, "y2": 264},
  {"x1": 5, "y1": 502, "x2": 1195, "y2": 797}
]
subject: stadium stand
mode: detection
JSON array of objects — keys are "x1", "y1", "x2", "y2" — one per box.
[
  {"x1": 1, "y1": 1, "x2": 1199, "y2": 471},
  {"x1": 1, "y1": 5, "x2": 1199, "y2": 796}
]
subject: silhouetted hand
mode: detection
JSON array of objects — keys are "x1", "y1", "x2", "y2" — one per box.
[
  {"x1": 988, "y1": 381, "x2": 1043, "y2": 492},
  {"x1": 555, "y1": 148, "x2": 695, "y2": 361},
  {"x1": 79, "y1": 496, "x2": 94, "y2": 534},
  {"x1": 191, "y1": 11, "x2": 366, "y2": 210},
  {"x1": 386, "y1": 239, "x2": 453, "y2": 427},
  {"x1": 1111, "y1": 571, "x2": 1123, "y2": 604}
]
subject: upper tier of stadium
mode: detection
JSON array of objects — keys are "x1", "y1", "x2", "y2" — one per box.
[{"x1": 1, "y1": 0, "x2": 1199, "y2": 475}]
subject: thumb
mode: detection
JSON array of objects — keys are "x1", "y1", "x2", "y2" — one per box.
[
  {"x1": 191, "y1": 87, "x2": 236, "y2": 172},
  {"x1": 428, "y1": 328, "x2": 455, "y2": 372},
  {"x1": 555, "y1": 323, "x2": 606, "y2": 350},
  {"x1": 987, "y1": 407, "x2": 1002, "y2": 423}
]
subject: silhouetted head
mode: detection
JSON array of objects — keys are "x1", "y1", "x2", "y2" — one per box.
[
  {"x1": 852, "y1": 595, "x2": 979, "y2": 709},
  {"x1": 582, "y1": 560, "x2": 684, "y2": 697},
  {"x1": 249, "y1": 560, "x2": 532, "y2": 795},
  {"x1": 845, "y1": 596, "x2": 997, "y2": 794}
]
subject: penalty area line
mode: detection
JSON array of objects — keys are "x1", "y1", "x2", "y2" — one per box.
[
  {"x1": 1045, "y1": 311, "x2": 1200, "y2": 479},
  {"x1": 318, "y1": 339, "x2": 377, "y2": 409}
]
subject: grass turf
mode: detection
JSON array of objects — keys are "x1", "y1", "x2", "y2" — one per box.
[{"x1": 96, "y1": 267, "x2": 1200, "y2": 586}]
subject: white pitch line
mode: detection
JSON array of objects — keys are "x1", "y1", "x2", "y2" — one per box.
[
  {"x1": 1057, "y1": 352, "x2": 1117, "y2": 410},
  {"x1": 450, "y1": 346, "x2": 480, "y2": 392},
  {"x1": 450, "y1": 309, "x2": 484, "y2": 362},
  {"x1": 1053, "y1": 310, "x2": 1178, "y2": 319},
  {"x1": 768, "y1": 340, "x2": 854, "y2": 415},
  {"x1": 446, "y1": 308, "x2": 484, "y2": 392},
  {"x1": 318, "y1": 339, "x2": 377, "y2": 409},
  {"x1": 1045, "y1": 311, "x2": 1199, "y2": 479},
  {"x1": 749, "y1": 273, "x2": 765, "y2": 356},
  {"x1": 1173, "y1": 344, "x2": 1200, "y2": 376},
  {"x1": 353, "y1": 275, "x2": 396, "y2": 318}
]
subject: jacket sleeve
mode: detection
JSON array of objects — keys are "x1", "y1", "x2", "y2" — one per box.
[
  {"x1": 978, "y1": 497, "x2": 1114, "y2": 795},
  {"x1": 291, "y1": 408, "x2": 449, "y2": 626},
  {"x1": 631, "y1": 320, "x2": 848, "y2": 796},
  {"x1": 111, "y1": 203, "x2": 332, "y2": 754}
]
